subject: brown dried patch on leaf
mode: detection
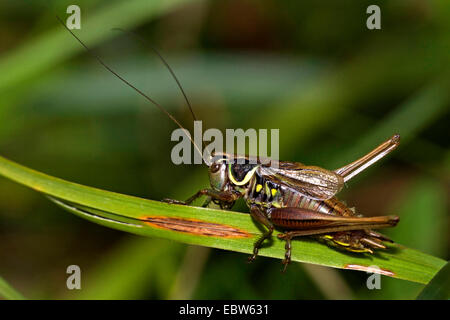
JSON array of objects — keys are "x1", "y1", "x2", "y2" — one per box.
[
  {"x1": 344, "y1": 264, "x2": 395, "y2": 276},
  {"x1": 141, "y1": 216, "x2": 250, "y2": 238}
]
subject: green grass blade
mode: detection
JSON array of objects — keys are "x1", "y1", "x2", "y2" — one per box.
[
  {"x1": 0, "y1": 154, "x2": 445, "y2": 284},
  {"x1": 416, "y1": 261, "x2": 450, "y2": 300},
  {"x1": 0, "y1": 276, "x2": 26, "y2": 300}
]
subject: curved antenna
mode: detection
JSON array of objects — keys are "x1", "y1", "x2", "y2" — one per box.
[
  {"x1": 111, "y1": 28, "x2": 198, "y2": 122},
  {"x1": 56, "y1": 15, "x2": 204, "y2": 161}
]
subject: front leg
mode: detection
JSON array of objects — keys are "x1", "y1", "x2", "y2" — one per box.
[{"x1": 163, "y1": 189, "x2": 240, "y2": 207}]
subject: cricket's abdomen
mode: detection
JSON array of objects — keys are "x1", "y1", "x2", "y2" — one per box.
[{"x1": 279, "y1": 186, "x2": 355, "y2": 217}]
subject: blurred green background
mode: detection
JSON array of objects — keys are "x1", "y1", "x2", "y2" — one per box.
[{"x1": 0, "y1": 0, "x2": 448, "y2": 299}]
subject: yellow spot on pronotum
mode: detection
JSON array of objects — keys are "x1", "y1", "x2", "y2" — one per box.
[
  {"x1": 256, "y1": 184, "x2": 263, "y2": 192},
  {"x1": 271, "y1": 188, "x2": 277, "y2": 197}
]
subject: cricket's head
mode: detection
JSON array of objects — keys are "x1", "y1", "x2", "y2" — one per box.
[{"x1": 208, "y1": 152, "x2": 259, "y2": 191}]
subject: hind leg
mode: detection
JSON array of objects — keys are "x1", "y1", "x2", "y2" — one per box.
[{"x1": 277, "y1": 229, "x2": 391, "y2": 271}]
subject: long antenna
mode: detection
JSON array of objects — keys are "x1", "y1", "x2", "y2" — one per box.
[
  {"x1": 56, "y1": 16, "x2": 204, "y2": 160},
  {"x1": 111, "y1": 27, "x2": 207, "y2": 153},
  {"x1": 111, "y1": 28, "x2": 197, "y2": 122}
]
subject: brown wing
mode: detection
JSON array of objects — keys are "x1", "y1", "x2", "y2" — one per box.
[{"x1": 260, "y1": 161, "x2": 344, "y2": 200}]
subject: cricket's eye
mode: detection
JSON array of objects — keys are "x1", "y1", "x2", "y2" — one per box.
[
  {"x1": 209, "y1": 163, "x2": 227, "y2": 190},
  {"x1": 210, "y1": 163, "x2": 221, "y2": 173}
]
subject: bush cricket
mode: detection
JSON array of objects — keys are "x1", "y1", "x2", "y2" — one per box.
[{"x1": 59, "y1": 17, "x2": 400, "y2": 271}]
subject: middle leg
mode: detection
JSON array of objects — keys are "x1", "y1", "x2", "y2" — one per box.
[{"x1": 248, "y1": 205, "x2": 274, "y2": 262}]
